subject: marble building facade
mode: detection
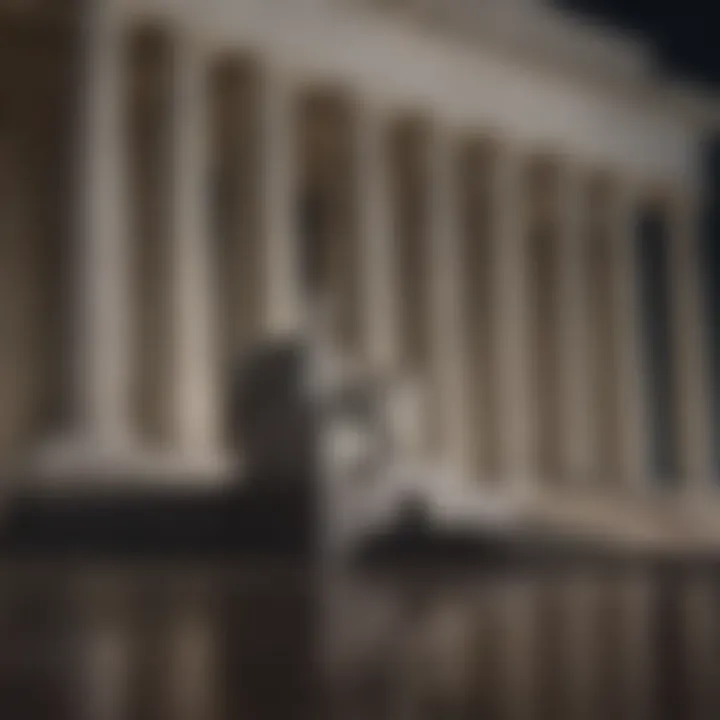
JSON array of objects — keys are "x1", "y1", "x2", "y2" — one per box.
[{"x1": 0, "y1": 0, "x2": 719, "y2": 553}]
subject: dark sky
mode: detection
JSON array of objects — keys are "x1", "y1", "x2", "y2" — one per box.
[{"x1": 556, "y1": 0, "x2": 720, "y2": 89}]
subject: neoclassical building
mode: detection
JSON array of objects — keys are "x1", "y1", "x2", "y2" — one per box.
[{"x1": 0, "y1": 0, "x2": 719, "y2": 552}]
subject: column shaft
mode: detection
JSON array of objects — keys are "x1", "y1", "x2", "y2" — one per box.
[
  {"x1": 76, "y1": 0, "x2": 132, "y2": 447},
  {"x1": 494, "y1": 149, "x2": 534, "y2": 487},
  {"x1": 427, "y1": 126, "x2": 471, "y2": 475},
  {"x1": 610, "y1": 181, "x2": 649, "y2": 487},
  {"x1": 667, "y1": 193, "x2": 713, "y2": 486},
  {"x1": 557, "y1": 165, "x2": 594, "y2": 482},
  {"x1": 258, "y1": 67, "x2": 302, "y2": 336},
  {"x1": 168, "y1": 33, "x2": 220, "y2": 456},
  {"x1": 355, "y1": 102, "x2": 398, "y2": 371}
]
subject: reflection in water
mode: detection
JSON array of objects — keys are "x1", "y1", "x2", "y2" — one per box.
[
  {"x1": 0, "y1": 567, "x2": 718, "y2": 719},
  {"x1": 79, "y1": 605, "x2": 132, "y2": 720}
]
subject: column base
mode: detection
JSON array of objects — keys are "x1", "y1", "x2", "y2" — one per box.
[{"x1": 16, "y1": 435, "x2": 234, "y2": 490}]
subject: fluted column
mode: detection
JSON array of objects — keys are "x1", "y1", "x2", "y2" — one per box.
[
  {"x1": 557, "y1": 163, "x2": 594, "y2": 483},
  {"x1": 355, "y1": 101, "x2": 398, "y2": 372},
  {"x1": 494, "y1": 147, "x2": 534, "y2": 488},
  {"x1": 75, "y1": 0, "x2": 133, "y2": 450},
  {"x1": 610, "y1": 179, "x2": 649, "y2": 489},
  {"x1": 667, "y1": 192, "x2": 713, "y2": 490},
  {"x1": 168, "y1": 32, "x2": 220, "y2": 459},
  {"x1": 427, "y1": 125, "x2": 471, "y2": 476},
  {"x1": 258, "y1": 66, "x2": 303, "y2": 337}
]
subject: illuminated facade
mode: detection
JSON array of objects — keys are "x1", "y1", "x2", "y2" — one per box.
[{"x1": 0, "y1": 0, "x2": 719, "y2": 553}]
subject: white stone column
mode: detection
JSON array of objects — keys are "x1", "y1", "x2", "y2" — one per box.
[
  {"x1": 258, "y1": 66, "x2": 303, "y2": 337},
  {"x1": 426, "y1": 124, "x2": 471, "y2": 477},
  {"x1": 75, "y1": 0, "x2": 133, "y2": 452},
  {"x1": 168, "y1": 31, "x2": 221, "y2": 462},
  {"x1": 355, "y1": 101, "x2": 398, "y2": 372},
  {"x1": 557, "y1": 164, "x2": 594, "y2": 483},
  {"x1": 493, "y1": 147, "x2": 534, "y2": 489},
  {"x1": 667, "y1": 192, "x2": 714, "y2": 490},
  {"x1": 610, "y1": 180, "x2": 650, "y2": 489}
]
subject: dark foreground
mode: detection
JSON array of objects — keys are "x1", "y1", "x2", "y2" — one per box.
[
  {"x1": 0, "y1": 561, "x2": 718, "y2": 720},
  {"x1": 0, "y1": 480, "x2": 718, "y2": 720}
]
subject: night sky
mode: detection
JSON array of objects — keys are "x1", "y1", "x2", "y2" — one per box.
[{"x1": 557, "y1": 0, "x2": 720, "y2": 90}]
